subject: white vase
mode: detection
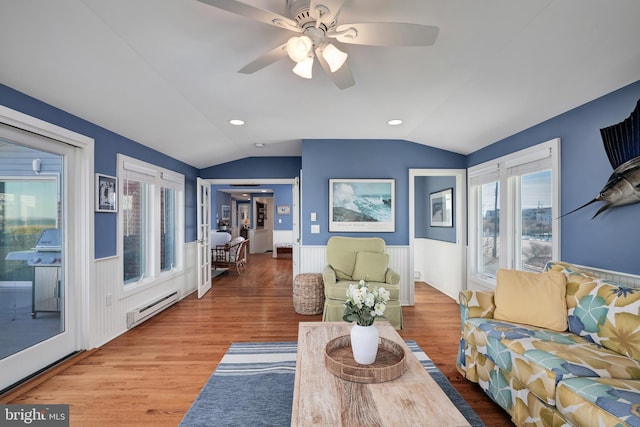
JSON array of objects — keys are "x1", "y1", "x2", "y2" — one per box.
[{"x1": 350, "y1": 324, "x2": 379, "y2": 365}]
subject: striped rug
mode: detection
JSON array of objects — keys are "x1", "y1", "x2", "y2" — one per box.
[{"x1": 179, "y1": 341, "x2": 484, "y2": 426}]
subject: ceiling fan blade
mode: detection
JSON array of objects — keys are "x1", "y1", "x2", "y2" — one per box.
[
  {"x1": 331, "y1": 22, "x2": 439, "y2": 46},
  {"x1": 238, "y1": 43, "x2": 288, "y2": 74},
  {"x1": 309, "y1": 0, "x2": 344, "y2": 27},
  {"x1": 315, "y1": 46, "x2": 355, "y2": 90},
  {"x1": 198, "y1": 0, "x2": 299, "y2": 31}
]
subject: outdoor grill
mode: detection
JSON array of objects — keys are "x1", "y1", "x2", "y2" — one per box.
[{"x1": 5, "y1": 228, "x2": 62, "y2": 318}]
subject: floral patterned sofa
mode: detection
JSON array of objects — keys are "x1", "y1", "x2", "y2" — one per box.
[{"x1": 457, "y1": 261, "x2": 640, "y2": 426}]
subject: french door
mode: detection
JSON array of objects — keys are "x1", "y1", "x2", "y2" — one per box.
[
  {"x1": 0, "y1": 123, "x2": 80, "y2": 391},
  {"x1": 196, "y1": 178, "x2": 211, "y2": 298}
]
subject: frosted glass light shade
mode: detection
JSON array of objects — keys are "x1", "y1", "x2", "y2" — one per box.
[
  {"x1": 286, "y1": 36, "x2": 313, "y2": 63},
  {"x1": 292, "y1": 56, "x2": 313, "y2": 79},
  {"x1": 322, "y1": 43, "x2": 348, "y2": 72}
]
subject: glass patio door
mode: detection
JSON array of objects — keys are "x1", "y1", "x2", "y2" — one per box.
[{"x1": 0, "y1": 127, "x2": 77, "y2": 391}]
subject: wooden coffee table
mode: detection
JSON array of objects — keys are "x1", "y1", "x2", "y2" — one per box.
[{"x1": 291, "y1": 321, "x2": 471, "y2": 426}]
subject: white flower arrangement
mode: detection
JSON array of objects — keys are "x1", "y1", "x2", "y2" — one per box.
[{"x1": 343, "y1": 279, "x2": 391, "y2": 326}]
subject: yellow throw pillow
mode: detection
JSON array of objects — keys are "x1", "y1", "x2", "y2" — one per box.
[
  {"x1": 328, "y1": 248, "x2": 357, "y2": 280},
  {"x1": 494, "y1": 269, "x2": 568, "y2": 331},
  {"x1": 351, "y1": 251, "x2": 389, "y2": 283}
]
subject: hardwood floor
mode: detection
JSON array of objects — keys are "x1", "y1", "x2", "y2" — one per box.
[{"x1": 5, "y1": 253, "x2": 512, "y2": 426}]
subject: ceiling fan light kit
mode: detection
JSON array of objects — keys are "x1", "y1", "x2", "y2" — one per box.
[
  {"x1": 286, "y1": 35, "x2": 313, "y2": 62},
  {"x1": 321, "y1": 43, "x2": 348, "y2": 73},
  {"x1": 199, "y1": 0, "x2": 439, "y2": 89},
  {"x1": 292, "y1": 56, "x2": 314, "y2": 79}
]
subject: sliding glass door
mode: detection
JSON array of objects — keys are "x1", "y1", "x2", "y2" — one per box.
[{"x1": 0, "y1": 127, "x2": 78, "y2": 391}]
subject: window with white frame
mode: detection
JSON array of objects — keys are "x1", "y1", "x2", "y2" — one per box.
[
  {"x1": 118, "y1": 154, "x2": 184, "y2": 287},
  {"x1": 467, "y1": 139, "x2": 560, "y2": 288},
  {"x1": 160, "y1": 172, "x2": 182, "y2": 272}
]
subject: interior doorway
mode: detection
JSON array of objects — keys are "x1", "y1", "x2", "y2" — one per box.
[
  {"x1": 252, "y1": 197, "x2": 273, "y2": 253},
  {"x1": 409, "y1": 169, "x2": 467, "y2": 303},
  {"x1": 207, "y1": 178, "x2": 300, "y2": 277}
]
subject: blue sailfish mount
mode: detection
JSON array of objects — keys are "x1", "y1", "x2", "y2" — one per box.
[{"x1": 563, "y1": 99, "x2": 640, "y2": 219}]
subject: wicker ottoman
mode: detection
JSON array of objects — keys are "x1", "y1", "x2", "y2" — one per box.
[{"x1": 293, "y1": 273, "x2": 325, "y2": 315}]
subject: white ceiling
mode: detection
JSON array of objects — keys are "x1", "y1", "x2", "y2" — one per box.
[{"x1": 1, "y1": 0, "x2": 639, "y2": 169}]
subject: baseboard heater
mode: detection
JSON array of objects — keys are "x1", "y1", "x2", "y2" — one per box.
[{"x1": 126, "y1": 291, "x2": 179, "y2": 329}]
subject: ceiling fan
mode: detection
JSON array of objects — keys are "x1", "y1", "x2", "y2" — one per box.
[{"x1": 198, "y1": 0, "x2": 439, "y2": 89}]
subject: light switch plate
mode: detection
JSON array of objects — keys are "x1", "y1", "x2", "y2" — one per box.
[
  {"x1": 311, "y1": 224, "x2": 320, "y2": 234},
  {"x1": 311, "y1": 212, "x2": 317, "y2": 222}
]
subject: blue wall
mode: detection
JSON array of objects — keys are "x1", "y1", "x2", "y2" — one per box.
[
  {"x1": 272, "y1": 184, "x2": 293, "y2": 230},
  {"x1": 211, "y1": 189, "x2": 233, "y2": 228},
  {"x1": 301, "y1": 139, "x2": 466, "y2": 245},
  {"x1": 202, "y1": 157, "x2": 299, "y2": 231},
  {"x1": 200, "y1": 156, "x2": 301, "y2": 179},
  {"x1": 468, "y1": 80, "x2": 640, "y2": 274},
  {"x1": 415, "y1": 176, "x2": 456, "y2": 243},
  {"x1": 0, "y1": 84, "x2": 199, "y2": 259}
]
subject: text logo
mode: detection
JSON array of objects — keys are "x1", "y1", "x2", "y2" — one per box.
[{"x1": 0, "y1": 405, "x2": 69, "y2": 426}]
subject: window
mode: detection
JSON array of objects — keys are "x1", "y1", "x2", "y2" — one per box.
[
  {"x1": 160, "y1": 171, "x2": 183, "y2": 272},
  {"x1": 468, "y1": 139, "x2": 560, "y2": 288},
  {"x1": 118, "y1": 155, "x2": 184, "y2": 289},
  {"x1": 479, "y1": 180, "x2": 500, "y2": 277},
  {"x1": 122, "y1": 177, "x2": 149, "y2": 283}
]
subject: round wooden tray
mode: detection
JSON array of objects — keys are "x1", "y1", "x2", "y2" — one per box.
[{"x1": 324, "y1": 335, "x2": 406, "y2": 383}]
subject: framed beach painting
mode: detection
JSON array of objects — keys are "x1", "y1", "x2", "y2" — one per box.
[
  {"x1": 430, "y1": 188, "x2": 453, "y2": 227},
  {"x1": 329, "y1": 179, "x2": 395, "y2": 232}
]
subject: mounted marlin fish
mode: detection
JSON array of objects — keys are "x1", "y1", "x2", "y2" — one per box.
[{"x1": 561, "y1": 98, "x2": 640, "y2": 219}]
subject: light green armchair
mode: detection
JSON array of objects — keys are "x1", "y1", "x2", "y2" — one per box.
[{"x1": 322, "y1": 236, "x2": 403, "y2": 329}]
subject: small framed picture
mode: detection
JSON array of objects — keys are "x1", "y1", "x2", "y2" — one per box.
[
  {"x1": 430, "y1": 188, "x2": 453, "y2": 227},
  {"x1": 221, "y1": 204, "x2": 231, "y2": 221},
  {"x1": 277, "y1": 205, "x2": 290, "y2": 215},
  {"x1": 96, "y1": 173, "x2": 117, "y2": 212}
]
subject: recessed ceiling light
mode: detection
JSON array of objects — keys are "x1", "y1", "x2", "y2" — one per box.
[
  {"x1": 387, "y1": 119, "x2": 403, "y2": 126},
  {"x1": 254, "y1": 143, "x2": 265, "y2": 148},
  {"x1": 229, "y1": 119, "x2": 245, "y2": 126}
]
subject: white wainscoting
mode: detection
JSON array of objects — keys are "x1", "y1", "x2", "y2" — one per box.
[
  {"x1": 272, "y1": 230, "x2": 294, "y2": 257},
  {"x1": 249, "y1": 228, "x2": 273, "y2": 254},
  {"x1": 298, "y1": 245, "x2": 412, "y2": 305},
  {"x1": 574, "y1": 264, "x2": 640, "y2": 288},
  {"x1": 89, "y1": 242, "x2": 198, "y2": 348},
  {"x1": 298, "y1": 245, "x2": 326, "y2": 273},
  {"x1": 414, "y1": 238, "x2": 466, "y2": 300}
]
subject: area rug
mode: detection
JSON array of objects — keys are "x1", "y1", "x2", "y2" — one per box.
[{"x1": 179, "y1": 341, "x2": 485, "y2": 427}]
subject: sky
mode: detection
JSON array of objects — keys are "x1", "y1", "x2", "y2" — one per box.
[
  {"x1": 2, "y1": 181, "x2": 57, "y2": 222},
  {"x1": 481, "y1": 169, "x2": 552, "y2": 212}
]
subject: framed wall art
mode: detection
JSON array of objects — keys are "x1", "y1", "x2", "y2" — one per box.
[
  {"x1": 329, "y1": 179, "x2": 395, "y2": 232},
  {"x1": 430, "y1": 188, "x2": 453, "y2": 227},
  {"x1": 277, "y1": 205, "x2": 290, "y2": 215},
  {"x1": 96, "y1": 173, "x2": 117, "y2": 213},
  {"x1": 221, "y1": 204, "x2": 231, "y2": 221}
]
